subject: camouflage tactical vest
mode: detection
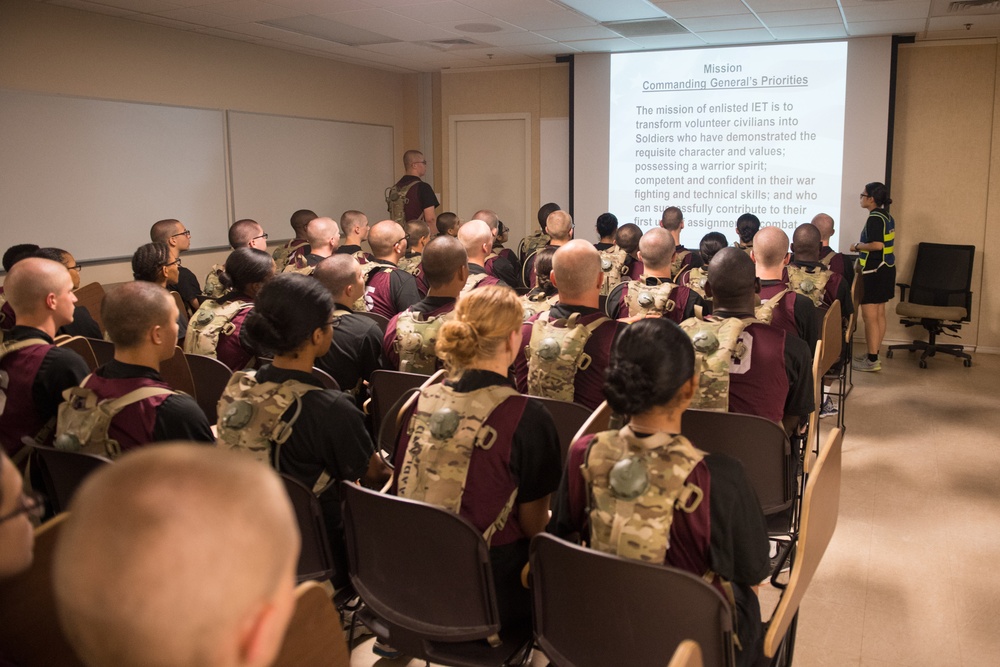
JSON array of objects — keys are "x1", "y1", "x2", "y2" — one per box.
[
  {"x1": 582, "y1": 426, "x2": 705, "y2": 563},
  {"x1": 461, "y1": 272, "x2": 491, "y2": 295},
  {"x1": 754, "y1": 288, "x2": 791, "y2": 325},
  {"x1": 398, "y1": 253, "x2": 422, "y2": 275},
  {"x1": 671, "y1": 249, "x2": 691, "y2": 279},
  {"x1": 183, "y1": 299, "x2": 254, "y2": 359},
  {"x1": 526, "y1": 311, "x2": 609, "y2": 402},
  {"x1": 679, "y1": 316, "x2": 753, "y2": 412},
  {"x1": 355, "y1": 263, "x2": 394, "y2": 311},
  {"x1": 54, "y1": 377, "x2": 176, "y2": 459},
  {"x1": 786, "y1": 264, "x2": 831, "y2": 308},
  {"x1": 0, "y1": 291, "x2": 10, "y2": 329},
  {"x1": 272, "y1": 239, "x2": 309, "y2": 274},
  {"x1": 393, "y1": 309, "x2": 454, "y2": 374},
  {"x1": 519, "y1": 231, "x2": 550, "y2": 262},
  {"x1": 684, "y1": 267, "x2": 709, "y2": 298},
  {"x1": 625, "y1": 278, "x2": 677, "y2": 318},
  {"x1": 282, "y1": 253, "x2": 315, "y2": 276},
  {"x1": 203, "y1": 264, "x2": 228, "y2": 300},
  {"x1": 397, "y1": 383, "x2": 520, "y2": 543},
  {"x1": 519, "y1": 291, "x2": 559, "y2": 321},
  {"x1": 216, "y1": 371, "x2": 322, "y2": 468},
  {"x1": 599, "y1": 245, "x2": 630, "y2": 297},
  {"x1": 386, "y1": 180, "x2": 420, "y2": 225}
]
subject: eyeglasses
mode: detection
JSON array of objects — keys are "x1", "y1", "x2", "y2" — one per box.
[
  {"x1": 859, "y1": 193, "x2": 871, "y2": 198},
  {"x1": 0, "y1": 490, "x2": 45, "y2": 525},
  {"x1": 171, "y1": 230, "x2": 192, "y2": 238},
  {"x1": 251, "y1": 232, "x2": 269, "y2": 242},
  {"x1": 393, "y1": 237, "x2": 407, "y2": 246},
  {"x1": 164, "y1": 258, "x2": 182, "y2": 268},
  {"x1": 414, "y1": 160, "x2": 427, "y2": 165},
  {"x1": 67, "y1": 264, "x2": 83, "y2": 272}
]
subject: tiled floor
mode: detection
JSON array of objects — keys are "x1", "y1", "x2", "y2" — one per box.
[{"x1": 349, "y1": 348, "x2": 1000, "y2": 666}]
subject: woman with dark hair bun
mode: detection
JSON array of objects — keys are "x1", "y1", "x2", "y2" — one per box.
[
  {"x1": 550, "y1": 317, "x2": 770, "y2": 667},
  {"x1": 183, "y1": 248, "x2": 274, "y2": 371},
  {"x1": 851, "y1": 181, "x2": 896, "y2": 372}
]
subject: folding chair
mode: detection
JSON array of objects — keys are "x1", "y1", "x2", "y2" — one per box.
[
  {"x1": 29, "y1": 444, "x2": 112, "y2": 515},
  {"x1": 571, "y1": 400, "x2": 616, "y2": 443},
  {"x1": 355, "y1": 310, "x2": 390, "y2": 334},
  {"x1": 341, "y1": 483, "x2": 533, "y2": 666},
  {"x1": 279, "y1": 473, "x2": 335, "y2": 583},
  {"x1": 366, "y1": 369, "x2": 436, "y2": 455},
  {"x1": 763, "y1": 428, "x2": 842, "y2": 667},
  {"x1": 669, "y1": 641, "x2": 704, "y2": 667},
  {"x1": 73, "y1": 281, "x2": 106, "y2": 333},
  {"x1": 55, "y1": 335, "x2": 99, "y2": 371},
  {"x1": 169, "y1": 290, "x2": 191, "y2": 322},
  {"x1": 159, "y1": 345, "x2": 196, "y2": 397},
  {"x1": 525, "y1": 396, "x2": 591, "y2": 464},
  {"x1": 0, "y1": 514, "x2": 86, "y2": 667},
  {"x1": 184, "y1": 353, "x2": 233, "y2": 424},
  {"x1": 86, "y1": 336, "x2": 115, "y2": 366},
  {"x1": 530, "y1": 534, "x2": 734, "y2": 667},
  {"x1": 816, "y1": 301, "x2": 843, "y2": 435},
  {"x1": 310, "y1": 366, "x2": 340, "y2": 390},
  {"x1": 272, "y1": 581, "x2": 350, "y2": 667}
]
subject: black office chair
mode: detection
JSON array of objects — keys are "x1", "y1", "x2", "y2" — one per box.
[
  {"x1": 279, "y1": 473, "x2": 336, "y2": 584},
  {"x1": 340, "y1": 483, "x2": 533, "y2": 666},
  {"x1": 529, "y1": 534, "x2": 735, "y2": 667},
  {"x1": 887, "y1": 242, "x2": 975, "y2": 368},
  {"x1": 29, "y1": 445, "x2": 112, "y2": 515}
]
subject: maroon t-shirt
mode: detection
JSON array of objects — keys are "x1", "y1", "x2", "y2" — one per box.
[
  {"x1": 81, "y1": 374, "x2": 173, "y2": 453},
  {"x1": 727, "y1": 321, "x2": 790, "y2": 424},
  {"x1": 757, "y1": 283, "x2": 799, "y2": 341},
  {"x1": 626, "y1": 257, "x2": 644, "y2": 281},
  {"x1": 0, "y1": 342, "x2": 52, "y2": 456},
  {"x1": 363, "y1": 262, "x2": 420, "y2": 320},
  {"x1": 215, "y1": 303, "x2": 254, "y2": 372}
]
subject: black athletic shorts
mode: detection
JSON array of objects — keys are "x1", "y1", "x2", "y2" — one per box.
[{"x1": 861, "y1": 264, "x2": 896, "y2": 304}]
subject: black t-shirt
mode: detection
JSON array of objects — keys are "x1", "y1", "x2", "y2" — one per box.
[
  {"x1": 337, "y1": 245, "x2": 364, "y2": 256},
  {"x1": 316, "y1": 303, "x2": 384, "y2": 395},
  {"x1": 96, "y1": 360, "x2": 215, "y2": 443},
  {"x1": 410, "y1": 295, "x2": 455, "y2": 317},
  {"x1": 169, "y1": 266, "x2": 202, "y2": 309},
  {"x1": 58, "y1": 305, "x2": 102, "y2": 339},
  {"x1": 594, "y1": 242, "x2": 615, "y2": 251},
  {"x1": 487, "y1": 254, "x2": 520, "y2": 287}
]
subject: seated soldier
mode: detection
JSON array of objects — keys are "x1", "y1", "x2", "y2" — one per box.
[
  {"x1": 55, "y1": 281, "x2": 213, "y2": 456},
  {"x1": 470, "y1": 210, "x2": 520, "y2": 287},
  {"x1": 519, "y1": 246, "x2": 559, "y2": 321},
  {"x1": 678, "y1": 231, "x2": 728, "y2": 300},
  {"x1": 223, "y1": 273, "x2": 389, "y2": 589},
  {"x1": 513, "y1": 240, "x2": 622, "y2": 410},
  {"x1": 684, "y1": 248, "x2": 814, "y2": 435},
  {"x1": 383, "y1": 235, "x2": 468, "y2": 374},
  {"x1": 752, "y1": 227, "x2": 821, "y2": 355},
  {"x1": 398, "y1": 219, "x2": 430, "y2": 275},
  {"x1": 186, "y1": 248, "x2": 275, "y2": 372},
  {"x1": 594, "y1": 212, "x2": 619, "y2": 251},
  {"x1": 285, "y1": 216, "x2": 340, "y2": 274},
  {"x1": 53, "y1": 445, "x2": 300, "y2": 667},
  {"x1": 522, "y1": 210, "x2": 573, "y2": 288},
  {"x1": 457, "y1": 219, "x2": 508, "y2": 293},
  {"x1": 435, "y1": 211, "x2": 460, "y2": 238},
  {"x1": 32, "y1": 247, "x2": 101, "y2": 339},
  {"x1": 313, "y1": 255, "x2": 384, "y2": 399},
  {"x1": 492, "y1": 219, "x2": 521, "y2": 277},
  {"x1": 786, "y1": 223, "x2": 852, "y2": 319},
  {"x1": 272, "y1": 208, "x2": 316, "y2": 272},
  {"x1": 519, "y1": 202, "x2": 558, "y2": 262},
  {"x1": 810, "y1": 212, "x2": 855, "y2": 285},
  {"x1": 615, "y1": 222, "x2": 644, "y2": 280},
  {"x1": 0, "y1": 450, "x2": 40, "y2": 579},
  {"x1": 605, "y1": 227, "x2": 704, "y2": 323},
  {"x1": 549, "y1": 318, "x2": 770, "y2": 667},
  {"x1": 0, "y1": 258, "x2": 89, "y2": 464},
  {"x1": 360, "y1": 220, "x2": 421, "y2": 319},
  {"x1": 204, "y1": 219, "x2": 270, "y2": 299},
  {"x1": 660, "y1": 206, "x2": 702, "y2": 278},
  {"x1": 0, "y1": 243, "x2": 40, "y2": 331},
  {"x1": 132, "y1": 242, "x2": 188, "y2": 340},
  {"x1": 150, "y1": 218, "x2": 201, "y2": 313},
  {"x1": 390, "y1": 285, "x2": 561, "y2": 632},
  {"x1": 734, "y1": 212, "x2": 761, "y2": 254},
  {"x1": 336, "y1": 210, "x2": 373, "y2": 260}
]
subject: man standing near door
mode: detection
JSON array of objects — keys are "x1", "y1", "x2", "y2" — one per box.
[{"x1": 387, "y1": 150, "x2": 439, "y2": 228}]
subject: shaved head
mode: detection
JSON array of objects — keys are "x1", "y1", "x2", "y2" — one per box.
[
  {"x1": 53, "y1": 445, "x2": 299, "y2": 667},
  {"x1": 552, "y1": 240, "x2": 601, "y2": 300},
  {"x1": 368, "y1": 220, "x2": 406, "y2": 258},
  {"x1": 103, "y1": 281, "x2": 176, "y2": 348},
  {"x1": 811, "y1": 213, "x2": 835, "y2": 241},
  {"x1": 289, "y1": 209, "x2": 317, "y2": 234},
  {"x1": 791, "y1": 223, "x2": 822, "y2": 261},
  {"x1": 616, "y1": 223, "x2": 643, "y2": 255},
  {"x1": 707, "y1": 247, "x2": 756, "y2": 302},
  {"x1": 422, "y1": 235, "x2": 468, "y2": 288},
  {"x1": 458, "y1": 219, "x2": 493, "y2": 262},
  {"x1": 637, "y1": 227, "x2": 676, "y2": 272},
  {"x1": 752, "y1": 226, "x2": 790, "y2": 269},
  {"x1": 660, "y1": 207, "x2": 684, "y2": 232},
  {"x1": 4, "y1": 257, "x2": 74, "y2": 318},
  {"x1": 471, "y1": 209, "x2": 499, "y2": 233},
  {"x1": 228, "y1": 219, "x2": 263, "y2": 249},
  {"x1": 305, "y1": 217, "x2": 340, "y2": 249},
  {"x1": 149, "y1": 219, "x2": 181, "y2": 244},
  {"x1": 339, "y1": 210, "x2": 368, "y2": 238},
  {"x1": 546, "y1": 211, "x2": 574, "y2": 242},
  {"x1": 313, "y1": 254, "x2": 361, "y2": 298}
]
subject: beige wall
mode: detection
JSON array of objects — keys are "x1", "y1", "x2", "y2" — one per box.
[
  {"x1": 888, "y1": 42, "x2": 998, "y2": 351},
  {"x1": 0, "y1": 0, "x2": 419, "y2": 286}
]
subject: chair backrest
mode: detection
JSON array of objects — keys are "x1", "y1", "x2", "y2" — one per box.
[
  {"x1": 73, "y1": 282, "x2": 105, "y2": 333},
  {"x1": 668, "y1": 640, "x2": 704, "y2": 667},
  {"x1": 764, "y1": 428, "x2": 842, "y2": 658},
  {"x1": 0, "y1": 514, "x2": 86, "y2": 667},
  {"x1": 30, "y1": 444, "x2": 112, "y2": 515},
  {"x1": 355, "y1": 310, "x2": 390, "y2": 334},
  {"x1": 169, "y1": 290, "x2": 190, "y2": 323},
  {"x1": 184, "y1": 353, "x2": 234, "y2": 424},
  {"x1": 530, "y1": 534, "x2": 734, "y2": 667},
  {"x1": 272, "y1": 581, "x2": 350, "y2": 667},
  {"x1": 681, "y1": 409, "x2": 793, "y2": 518},
  {"x1": 907, "y1": 243, "x2": 976, "y2": 319},
  {"x1": 159, "y1": 345, "x2": 196, "y2": 397},
  {"x1": 310, "y1": 366, "x2": 340, "y2": 390},
  {"x1": 572, "y1": 400, "x2": 616, "y2": 443},
  {"x1": 818, "y1": 299, "x2": 842, "y2": 378},
  {"x1": 368, "y1": 369, "x2": 433, "y2": 451},
  {"x1": 527, "y1": 396, "x2": 592, "y2": 464},
  {"x1": 341, "y1": 482, "x2": 502, "y2": 642},
  {"x1": 86, "y1": 336, "x2": 115, "y2": 366},
  {"x1": 805, "y1": 340, "x2": 822, "y2": 474},
  {"x1": 56, "y1": 335, "x2": 99, "y2": 371},
  {"x1": 279, "y1": 473, "x2": 335, "y2": 583}
]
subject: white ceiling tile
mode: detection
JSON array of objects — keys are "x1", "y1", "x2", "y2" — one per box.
[
  {"x1": 652, "y1": 0, "x2": 750, "y2": 20},
  {"x1": 265, "y1": 0, "x2": 368, "y2": 12},
  {"x1": 697, "y1": 27, "x2": 776, "y2": 44},
  {"x1": 48, "y1": 0, "x2": 139, "y2": 16},
  {"x1": 195, "y1": 1, "x2": 303, "y2": 21},
  {"x1": 153, "y1": 6, "x2": 242, "y2": 25},
  {"x1": 626, "y1": 33, "x2": 706, "y2": 48},
  {"x1": 769, "y1": 23, "x2": 848, "y2": 39},
  {"x1": 389, "y1": 1, "x2": 489, "y2": 23},
  {"x1": 756, "y1": 8, "x2": 843, "y2": 28},
  {"x1": 191, "y1": 25, "x2": 263, "y2": 41},
  {"x1": 558, "y1": 0, "x2": 666, "y2": 22},
  {"x1": 534, "y1": 25, "x2": 620, "y2": 41},
  {"x1": 677, "y1": 13, "x2": 761, "y2": 31},
  {"x1": 316, "y1": 8, "x2": 462, "y2": 41},
  {"x1": 515, "y1": 42, "x2": 582, "y2": 56},
  {"x1": 841, "y1": 1, "x2": 930, "y2": 23},
  {"x1": 467, "y1": 30, "x2": 557, "y2": 46},
  {"x1": 562, "y1": 37, "x2": 642, "y2": 52},
  {"x1": 127, "y1": 12, "x2": 203, "y2": 28},
  {"x1": 357, "y1": 41, "x2": 450, "y2": 56},
  {"x1": 86, "y1": 0, "x2": 180, "y2": 13},
  {"x1": 745, "y1": 0, "x2": 839, "y2": 11},
  {"x1": 848, "y1": 18, "x2": 928, "y2": 35},
  {"x1": 928, "y1": 14, "x2": 1000, "y2": 31},
  {"x1": 434, "y1": 18, "x2": 532, "y2": 37},
  {"x1": 457, "y1": 0, "x2": 564, "y2": 15},
  {"x1": 504, "y1": 10, "x2": 598, "y2": 31}
]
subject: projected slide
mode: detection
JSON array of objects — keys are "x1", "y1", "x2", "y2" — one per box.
[{"x1": 609, "y1": 42, "x2": 848, "y2": 248}]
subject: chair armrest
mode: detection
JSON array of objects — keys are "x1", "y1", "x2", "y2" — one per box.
[{"x1": 896, "y1": 283, "x2": 911, "y2": 301}]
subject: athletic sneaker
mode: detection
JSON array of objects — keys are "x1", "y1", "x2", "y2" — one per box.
[
  {"x1": 853, "y1": 357, "x2": 881, "y2": 372},
  {"x1": 819, "y1": 396, "x2": 839, "y2": 419},
  {"x1": 372, "y1": 639, "x2": 403, "y2": 660}
]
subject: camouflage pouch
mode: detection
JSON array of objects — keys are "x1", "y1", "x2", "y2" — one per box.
[
  {"x1": 519, "y1": 291, "x2": 560, "y2": 321},
  {"x1": 519, "y1": 232, "x2": 550, "y2": 262},
  {"x1": 55, "y1": 379, "x2": 176, "y2": 459},
  {"x1": 786, "y1": 264, "x2": 831, "y2": 307},
  {"x1": 397, "y1": 383, "x2": 521, "y2": 542},
  {"x1": 398, "y1": 254, "x2": 422, "y2": 275},
  {"x1": 183, "y1": 299, "x2": 253, "y2": 358},
  {"x1": 599, "y1": 245, "x2": 630, "y2": 297},
  {"x1": 679, "y1": 316, "x2": 753, "y2": 412},
  {"x1": 385, "y1": 181, "x2": 420, "y2": 225},
  {"x1": 461, "y1": 272, "x2": 491, "y2": 295},
  {"x1": 282, "y1": 253, "x2": 315, "y2": 276},
  {"x1": 684, "y1": 267, "x2": 709, "y2": 298},
  {"x1": 272, "y1": 239, "x2": 307, "y2": 273},
  {"x1": 754, "y1": 288, "x2": 790, "y2": 325},
  {"x1": 394, "y1": 309, "x2": 453, "y2": 374},
  {"x1": 526, "y1": 311, "x2": 609, "y2": 402},
  {"x1": 582, "y1": 426, "x2": 705, "y2": 563},
  {"x1": 670, "y1": 248, "x2": 691, "y2": 279},
  {"x1": 202, "y1": 264, "x2": 228, "y2": 300},
  {"x1": 624, "y1": 277, "x2": 678, "y2": 318}
]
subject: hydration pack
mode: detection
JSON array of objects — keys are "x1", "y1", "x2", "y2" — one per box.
[
  {"x1": 679, "y1": 315, "x2": 753, "y2": 412},
  {"x1": 519, "y1": 231, "x2": 550, "y2": 262},
  {"x1": 786, "y1": 264, "x2": 831, "y2": 308},
  {"x1": 54, "y1": 377, "x2": 176, "y2": 459},
  {"x1": 202, "y1": 264, "x2": 228, "y2": 300},
  {"x1": 272, "y1": 239, "x2": 309, "y2": 274},
  {"x1": 599, "y1": 245, "x2": 630, "y2": 297},
  {"x1": 526, "y1": 311, "x2": 609, "y2": 402},
  {"x1": 671, "y1": 248, "x2": 692, "y2": 279},
  {"x1": 398, "y1": 253, "x2": 422, "y2": 275},
  {"x1": 519, "y1": 291, "x2": 559, "y2": 321},
  {"x1": 624, "y1": 278, "x2": 677, "y2": 318},
  {"x1": 386, "y1": 180, "x2": 421, "y2": 225},
  {"x1": 754, "y1": 289, "x2": 791, "y2": 325},
  {"x1": 582, "y1": 426, "x2": 705, "y2": 563},
  {"x1": 393, "y1": 309, "x2": 453, "y2": 374},
  {"x1": 183, "y1": 299, "x2": 254, "y2": 359},
  {"x1": 684, "y1": 267, "x2": 709, "y2": 298},
  {"x1": 461, "y1": 272, "x2": 491, "y2": 295},
  {"x1": 397, "y1": 383, "x2": 521, "y2": 543},
  {"x1": 282, "y1": 253, "x2": 315, "y2": 276}
]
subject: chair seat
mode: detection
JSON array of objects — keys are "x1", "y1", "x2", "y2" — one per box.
[{"x1": 895, "y1": 302, "x2": 966, "y2": 321}]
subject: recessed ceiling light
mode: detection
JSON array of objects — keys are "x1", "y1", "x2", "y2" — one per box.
[{"x1": 454, "y1": 23, "x2": 503, "y2": 33}]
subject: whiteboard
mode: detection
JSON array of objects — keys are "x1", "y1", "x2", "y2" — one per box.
[
  {"x1": 228, "y1": 111, "x2": 394, "y2": 235},
  {"x1": 0, "y1": 89, "x2": 230, "y2": 262}
]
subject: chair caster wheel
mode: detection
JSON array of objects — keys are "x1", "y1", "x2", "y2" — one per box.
[
  {"x1": 886, "y1": 350, "x2": 893, "y2": 359},
  {"x1": 964, "y1": 359, "x2": 972, "y2": 367},
  {"x1": 919, "y1": 360, "x2": 927, "y2": 369}
]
